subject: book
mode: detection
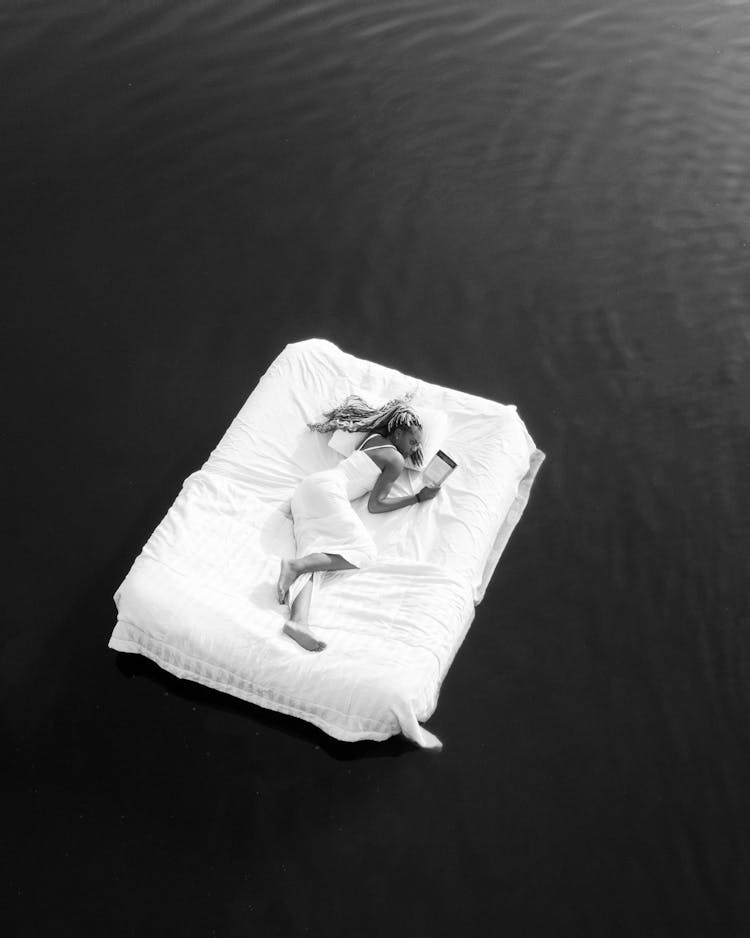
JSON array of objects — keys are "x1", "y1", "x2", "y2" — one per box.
[{"x1": 422, "y1": 449, "x2": 458, "y2": 487}]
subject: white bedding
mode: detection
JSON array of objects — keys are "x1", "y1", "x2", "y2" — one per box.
[{"x1": 109, "y1": 339, "x2": 544, "y2": 749}]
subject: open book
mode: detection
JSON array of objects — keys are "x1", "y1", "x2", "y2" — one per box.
[{"x1": 421, "y1": 449, "x2": 458, "y2": 487}]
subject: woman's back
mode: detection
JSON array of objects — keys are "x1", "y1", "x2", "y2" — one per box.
[{"x1": 334, "y1": 447, "x2": 383, "y2": 500}]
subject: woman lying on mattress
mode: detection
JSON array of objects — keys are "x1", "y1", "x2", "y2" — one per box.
[{"x1": 277, "y1": 393, "x2": 440, "y2": 652}]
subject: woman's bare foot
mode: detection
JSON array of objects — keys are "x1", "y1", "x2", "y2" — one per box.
[
  {"x1": 277, "y1": 558, "x2": 299, "y2": 604},
  {"x1": 282, "y1": 621, "x2": 326, "y2": 652}
]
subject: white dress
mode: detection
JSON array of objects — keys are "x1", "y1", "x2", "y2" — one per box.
[{"x1": 286, "y1": 435, "x2": 395, "y2": 608}]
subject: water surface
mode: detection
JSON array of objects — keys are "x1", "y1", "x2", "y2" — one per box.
[{"x1": 4, "y1": 1, "x2": 749, "y2": 935}]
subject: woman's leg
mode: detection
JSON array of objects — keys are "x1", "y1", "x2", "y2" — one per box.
[
  {"x1": 278, "y1": 553, "x2": 357, "y2": 653},
  {"x1": 290, "y1": 577, "x2": 314, "y2": 624},
  {"x1": 282, "y1": 578, "x2": 322, "y2": 651},
  {"x1": 277, "y1": 553, "x2": 356, "y2": 604}
]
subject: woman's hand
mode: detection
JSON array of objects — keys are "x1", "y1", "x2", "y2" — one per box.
[{"x1": 417, "y1": 486, "x2": 440, "y2": 502}]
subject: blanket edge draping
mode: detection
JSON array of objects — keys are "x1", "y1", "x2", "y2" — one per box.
[{"x1": 108, "y1": 622, "x2": 441, "y2": 748}]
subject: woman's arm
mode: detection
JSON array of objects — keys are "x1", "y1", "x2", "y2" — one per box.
[{"x1": 367, "y1": 453, "x2": 438, "y2": 513}]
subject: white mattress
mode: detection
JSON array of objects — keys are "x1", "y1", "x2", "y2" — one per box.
[{"x1": 109, "y1": 339, "x2": 544, "y2": 749}]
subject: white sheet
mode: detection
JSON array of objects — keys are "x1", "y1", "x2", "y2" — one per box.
[{"x1": 109, "y1": 339, "x2": 544, "y2": 748}]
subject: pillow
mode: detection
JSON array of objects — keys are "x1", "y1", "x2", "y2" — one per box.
[{"x1": 328, "y1": 406, "x2": 449, "y2": 472}]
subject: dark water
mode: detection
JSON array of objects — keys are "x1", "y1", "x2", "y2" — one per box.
[{"x1": 4, "y1": 1, "x2": 750, "y2": 936}]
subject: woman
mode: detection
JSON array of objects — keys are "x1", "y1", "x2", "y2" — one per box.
[{"x1": 278, "y1": 393, "x2": 440, "y2": 652}]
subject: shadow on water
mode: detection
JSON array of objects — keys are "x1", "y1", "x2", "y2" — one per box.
[{"x1": 113, "y1": 651, "x2": 415, "y2": 761}]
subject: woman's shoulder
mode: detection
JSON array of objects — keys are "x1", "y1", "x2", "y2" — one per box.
[
  {"x1": 361, "y1": 432, "x2": 388, "y2": 448},
  {"x1": 363, "y1": 436, "x2": 401, "y2": 455},
  {"x1": 369, "y1": 445, "x2": 404, "y2": 470},
  {"x1": 359, "y1": 435, "x2": 403, "y2": 467}
]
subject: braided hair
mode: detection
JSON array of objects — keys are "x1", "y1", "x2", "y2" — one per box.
[{"x1": 308, "y1": 392, "x2": 424, "y2": 466}]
